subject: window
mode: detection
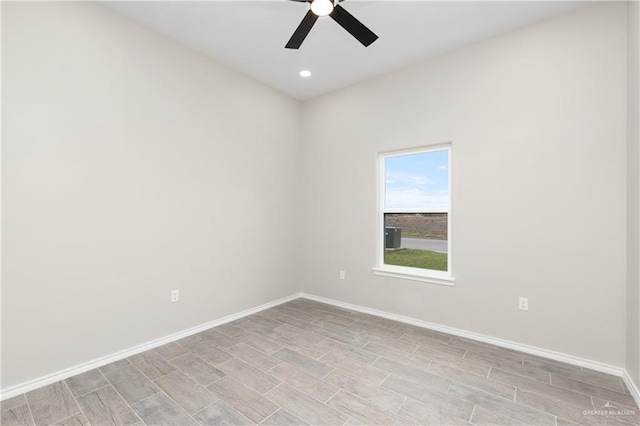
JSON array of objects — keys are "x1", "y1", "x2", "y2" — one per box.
[{"x1": 373, "y1": 144, "x2": 453, "y2": 285}]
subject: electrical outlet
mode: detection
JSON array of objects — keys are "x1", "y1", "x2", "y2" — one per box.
[
  {"x1": 339, "y1": 270, "x2": 346, "y2": 280},
  {"x1": 519, "y1": 297, "x2": 528, "y2": 311},
  {"x1": 171, "y1": 290, "x2": 179, "y2": 303}
]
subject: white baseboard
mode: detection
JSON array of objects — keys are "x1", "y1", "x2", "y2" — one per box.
[
  {"x1": 623, "y1": 370, "x2": 640, "y2": 408},
  {"x1": 0, "y1": 293, "x2": 302, "y2": 401},
  {"x1": 3, "y1": 291, "x2": 639, "y2": 411},
  {"x1": 300, "y1": 293, "x2": 633, "y2": 381}
]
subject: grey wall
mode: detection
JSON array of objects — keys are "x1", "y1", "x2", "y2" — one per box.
[
  {"x1": 2, "y1": 2, "x2": 301, "y2": 388},
  {"x1": 627, "y1": 0, "x2": 640, "y2": 388},
  {"x1": 2, "y1": 0, "x2": 636, "y2": 393},
  {"x1": 300, "y1": 3, "x2": 628, "y2": 366}
]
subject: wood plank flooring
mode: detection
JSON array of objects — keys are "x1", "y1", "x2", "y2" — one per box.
[{"x1": 2, "y1": 298, "x2": 638, "y2": 425}]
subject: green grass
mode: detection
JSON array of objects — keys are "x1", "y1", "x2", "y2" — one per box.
[{"x1": 385, "y1": 249, "x2": 447, "y2": 271}]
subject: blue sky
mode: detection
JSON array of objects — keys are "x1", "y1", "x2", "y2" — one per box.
[{"x1": 385, "y1": 149, "x2": 449, "y2": 210}]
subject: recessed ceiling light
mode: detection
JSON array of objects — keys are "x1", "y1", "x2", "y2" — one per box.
[{"x1": 299, "y1": 70, "x2": 312, "y2": 78}]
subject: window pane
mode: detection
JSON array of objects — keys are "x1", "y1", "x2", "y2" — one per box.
[
  {"x1": 384, "y1": 213, "x2": 448, "y2": 272},
  {"x1": 384, "y1": 150, "x2": 449, "y2": 210}
]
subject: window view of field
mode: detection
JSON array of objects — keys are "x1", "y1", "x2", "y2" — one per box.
[{"x1": 384, "y1": 213, "x2": 448, "y2": 271}]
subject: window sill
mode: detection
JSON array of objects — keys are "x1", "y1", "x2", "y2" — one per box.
[{"x1": 372, "y1": 267, "x2": 455, "y2": 286}]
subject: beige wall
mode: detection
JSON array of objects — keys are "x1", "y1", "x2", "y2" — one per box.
[
  {"x1": 628, "y1": 0, "x2": 640, "y2": 388},
  {"x1": 2, "y1": 0, "x2": 636, "y2": 393},
  {"x1": 1, "y1": 2, "x2": 301, "y2": 388},
  {"x1": 301, "y1": 3, "x2": 628, "y2": 366}
]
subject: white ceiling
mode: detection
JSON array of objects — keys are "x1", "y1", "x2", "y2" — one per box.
[{"x1": 103, "y1": 1, "x2": 588, "y2": 100}]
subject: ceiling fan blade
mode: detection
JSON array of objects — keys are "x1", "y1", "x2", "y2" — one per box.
[
  {"x1": 330, "y1": 4, "x2": 378, "y2": 47},
  {"x1": 285, "y1": 10, "x2": 319, "y2": 49}
]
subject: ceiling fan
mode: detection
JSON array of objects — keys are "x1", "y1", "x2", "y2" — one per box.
[{"x1": 285, "y1": 0, "x2": 378, "y2": 49}]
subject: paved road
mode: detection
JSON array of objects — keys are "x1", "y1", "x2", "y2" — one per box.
[{"x1": 401, "y1": 238, "x2": 448, "y2": 253}]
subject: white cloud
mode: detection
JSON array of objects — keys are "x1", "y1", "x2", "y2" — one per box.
[
  {"x1": 385, "y1": 171, "x2": 433, "y2": 186},
  {"x1": 438, "y1": 166, "x2": 448, "y2": 170},
  {"x1": 386, "y1": 188, "x2": 449, "y2": 210}
]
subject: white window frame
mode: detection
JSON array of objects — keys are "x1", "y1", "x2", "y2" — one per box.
[{"x1": 372, "y1": 143, "x2": 454, "y2": 286}]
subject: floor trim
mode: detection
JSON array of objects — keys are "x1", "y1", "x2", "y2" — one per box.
[
  {"x1": 300, "y1": 293, "x2": 636, "y2": 389},
  {"x1": 623, "y1": 370, "x2": 640, "y2": 408},
  {"x1": 3, "y1": 291, "x2": 639, "y2": 410},
  {"x1": 0, "y1": 293, "x2": 302, "y2": 401}
]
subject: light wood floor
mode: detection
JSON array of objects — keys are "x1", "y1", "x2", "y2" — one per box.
[{"x1": 2, "y1": 298, "x2": 638, "y2": 425}]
